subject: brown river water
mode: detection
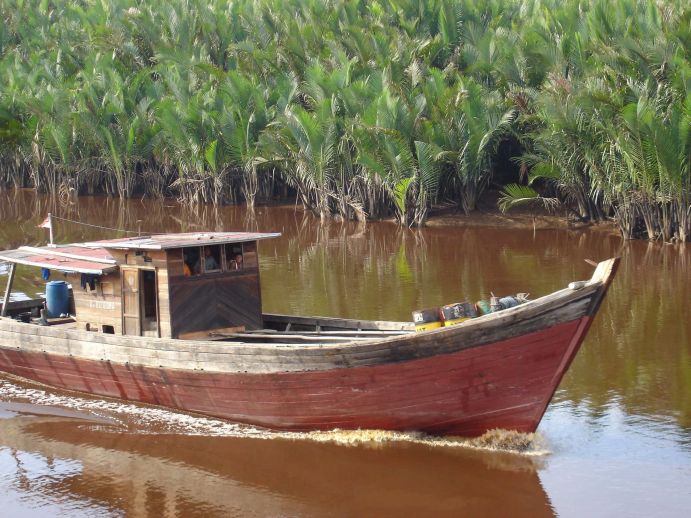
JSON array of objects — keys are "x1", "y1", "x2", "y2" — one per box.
[{"x1": 0, "y1": 189, "x2": 689, "y2": 517}]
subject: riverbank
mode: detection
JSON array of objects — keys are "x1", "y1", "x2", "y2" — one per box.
[
  {"x1": 426, "y1": 207, "x2": 586, "y2": 231},
  {"x1": 420, "y1": 190, "x2": 619, "y2": 234},
  {"x1": 0, "y1": 185, "x2": 619, "y2": 236}
]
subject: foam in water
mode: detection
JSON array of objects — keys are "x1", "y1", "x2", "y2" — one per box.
[{"x1": 0, "y1": 375, "x2": 547, "y2": 455}]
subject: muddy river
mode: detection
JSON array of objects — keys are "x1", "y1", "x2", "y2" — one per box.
[{"x1": 0, "y1": 189, "x2": 689, "y2": 517}]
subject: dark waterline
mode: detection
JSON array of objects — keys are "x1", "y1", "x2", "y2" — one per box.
[{"x1": 1, "y1": 190, "x2": 690, "y2": 517}]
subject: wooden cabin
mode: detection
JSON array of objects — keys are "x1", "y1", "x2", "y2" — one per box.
[{"x1": 0, "y1": 232, "x2": 280, "y2": 339}]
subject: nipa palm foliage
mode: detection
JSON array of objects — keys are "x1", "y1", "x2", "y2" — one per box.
[{"x1": 0, "y1": 0, "x2": 688, "y2": 239}]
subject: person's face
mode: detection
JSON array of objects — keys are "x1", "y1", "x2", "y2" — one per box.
[
  {"x1": 235, "y1": 254, "x2": 242, "y2": 263},
  {"x1": 204, "y1": 248, "x2": 212, "y2": 257}
]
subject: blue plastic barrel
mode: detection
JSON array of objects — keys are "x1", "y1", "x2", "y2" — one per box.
[{"x1": 46, "y1": 281, "x2": 70, "y2": 318}]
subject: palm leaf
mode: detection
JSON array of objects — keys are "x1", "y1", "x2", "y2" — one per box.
[
  {"x1": 414, "y1": 140, "x2": 440, "y2": 202},
  {"x1": 393, "y1": 177, "x2": 413, "y2": 216},
  {"x1": 204, "y1": 139, "x2": 218, "y2": 173},
  {"x1": 498, "y1": 184, "x2": 560, "y2": 213}
]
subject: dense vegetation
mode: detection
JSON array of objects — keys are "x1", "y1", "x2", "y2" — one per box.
[{"x1": 0, "y1": 0, "x2": 689, "y2": 240}]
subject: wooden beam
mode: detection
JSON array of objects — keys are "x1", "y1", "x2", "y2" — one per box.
[
  {"x1": 262, "y1": 313, "x2": 415, "y2": 331},
  {"x1": 213, "y1": 332, "x2": 372, "y2": 343},
  {"x1": 244, "y1": 329, "x2": 411, "y2": 336},
  {"x1": 182, "y1": 325, "x2": 246, "y2": 340},
  {"x1": 154, "y1": 267, "x2": 161, "y2": 338},
  {"x1": 0, "y1": 297, "x2": 44, "y2": 314},
  {"x1": 1, "y1": 263, "x2": 17, "y2": 317}
]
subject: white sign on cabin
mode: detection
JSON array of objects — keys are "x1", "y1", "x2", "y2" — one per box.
[{"x1": 87, "y1": 300, "x2": 116, "y2": 310}]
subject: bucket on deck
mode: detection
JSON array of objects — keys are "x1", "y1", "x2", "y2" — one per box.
[
  {"x1": 475, "y1": 300, "x2": 491, "y2": 315},
  {"x1": 412, "y1": 308, "x2": 442, "y2": 332},
  {"x1": 46, "y1": 280, "x2": 69, "y2": 318},
  {"x1": 440, "y1": 302, "x2": 477, "y2": 326},
  {"x1": 498, "y1": 296, "x2": 520, "y2": 310}
]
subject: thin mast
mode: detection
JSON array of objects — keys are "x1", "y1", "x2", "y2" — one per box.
[{"x1": 48, "y1": 212, "x2": 54, "y2": 246}]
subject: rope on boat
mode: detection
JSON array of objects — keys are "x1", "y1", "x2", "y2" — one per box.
[{"x1": 50, "y1": 215, "x2": 149, "y2": 235}]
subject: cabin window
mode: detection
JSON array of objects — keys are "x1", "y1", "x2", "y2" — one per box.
[
  {"x1": 224, "y1": 244, "x2": 244, "y2": 271},
  {"x1": 201, "y1": 245, "x2": 222, "y2": 273},
  {"x1": 184, "y1": 248, "x2": 200, "y2": 275},
  {"x1": 102, "y1": 325, "x2": 114, "y2": 334},
  {"x1": 180, "y1": 243, "x2": 257, "y2": 276}
]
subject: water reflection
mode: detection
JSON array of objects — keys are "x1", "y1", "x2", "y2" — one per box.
[
  {"x1": 0, "y1": 402, "x2": 553, "y2": 517},
  {"x1": 559, "y1": 241, "x2": 691, "y2": 430}
]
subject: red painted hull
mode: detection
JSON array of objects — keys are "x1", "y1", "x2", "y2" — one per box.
[{"x1": 0, "y1": 317, "x2": 591, "y2": 436}]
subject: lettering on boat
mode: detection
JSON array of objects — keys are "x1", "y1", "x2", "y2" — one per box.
[{"x1": 87, "y1": 300, "x2": 116, "y2": 310}]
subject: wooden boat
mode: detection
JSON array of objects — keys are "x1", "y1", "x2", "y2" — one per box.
[{"x1": 0, "y1": 231, "x2": 619, "y2": 437}]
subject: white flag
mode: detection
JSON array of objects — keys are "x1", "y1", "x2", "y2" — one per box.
[{"x1": 38, "y1": 216, "x2": 52, "y2": 229}]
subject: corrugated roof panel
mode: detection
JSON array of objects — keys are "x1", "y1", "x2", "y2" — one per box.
[
  {"x1": 19, "y1": 245, "x2": 115, "y2": 264},
  {"x1": 0, "y1": 232, "x2": 280, "y2": 271},
  {"x1": 0, "y1": 245, "x2": 117, "y2": 274},
  {"x1": 86, "y1": 232, "x2": 281, "y2": 250}
]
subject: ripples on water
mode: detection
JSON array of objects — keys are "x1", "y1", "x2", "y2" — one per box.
[{"x1": 539, "y1": 397, "x2": 691, "y2": 517}]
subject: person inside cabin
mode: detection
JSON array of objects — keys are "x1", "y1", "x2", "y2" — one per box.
[
  {"x1": 230, "y1": 252, "x2": 243, "y2": 270},
  {"x1": 196, "y1": 246, "x2": 219, "y2": 273},
  {"x1": 185, "y1": 247, "x2": 201, "y2": 275},
  {"x1": 183, "y1": 252, "x2": 192, "y2": 276},
  {"x1": 227, "y1": 245, "x2": 243, "y2": 270}
]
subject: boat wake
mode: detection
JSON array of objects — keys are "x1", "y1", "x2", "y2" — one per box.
[
  {"x1": 284, "y1": 428, "x2": 549, "y2": 455},
  {"x1": 0, "y1": 375, "x2": 548, "y2": 455}
]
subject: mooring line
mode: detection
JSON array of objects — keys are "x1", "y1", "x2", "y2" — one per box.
[{"x1": 50, "y1": 215, "x2": 158, "y2": 235}]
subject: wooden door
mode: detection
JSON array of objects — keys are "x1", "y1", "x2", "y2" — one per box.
[{"x1": 121, "y1": 267, "x2": 141, "y2": 336}]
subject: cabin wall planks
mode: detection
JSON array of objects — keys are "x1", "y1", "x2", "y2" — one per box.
[
  {"x1": 70, "y1": 271, "x2": 123, "y2": 334},
  {"x1": 109, "y1": 250, "x2": 172, "y2": 338},
  {"x1": 168, "y1": 269, "x2": 263, "y2": 338},
  {"x1": 65, "y1": 245, "x2": 263, "y2": 339}
]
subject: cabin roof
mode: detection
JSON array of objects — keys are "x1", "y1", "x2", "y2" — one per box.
[
  {"x1": 0, "y1": 245, "x2": 117, "y2": 275},
  {"x1": 85, "y1": 232, "x2": 281, "y2": 250}
]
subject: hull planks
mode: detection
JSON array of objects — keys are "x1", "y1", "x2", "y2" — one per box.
[{"x1": 0, "y1": 259, "x2": 618, "y2": 437}]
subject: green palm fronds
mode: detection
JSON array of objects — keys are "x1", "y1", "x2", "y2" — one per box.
[
  {"x1": 498, "y1": 184, "x2": 561, "y2": 213},
  {"x1": 0, "y1": 0, "x2": 687, "y2": 236}
]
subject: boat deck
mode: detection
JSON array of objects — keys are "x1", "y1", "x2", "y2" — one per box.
[
  {"x1": 0, "y1": 298, "x2": 415, "y2": 345},
  {"x1": 209, "y1": 328, "x2": 414, "y2": 344}
]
